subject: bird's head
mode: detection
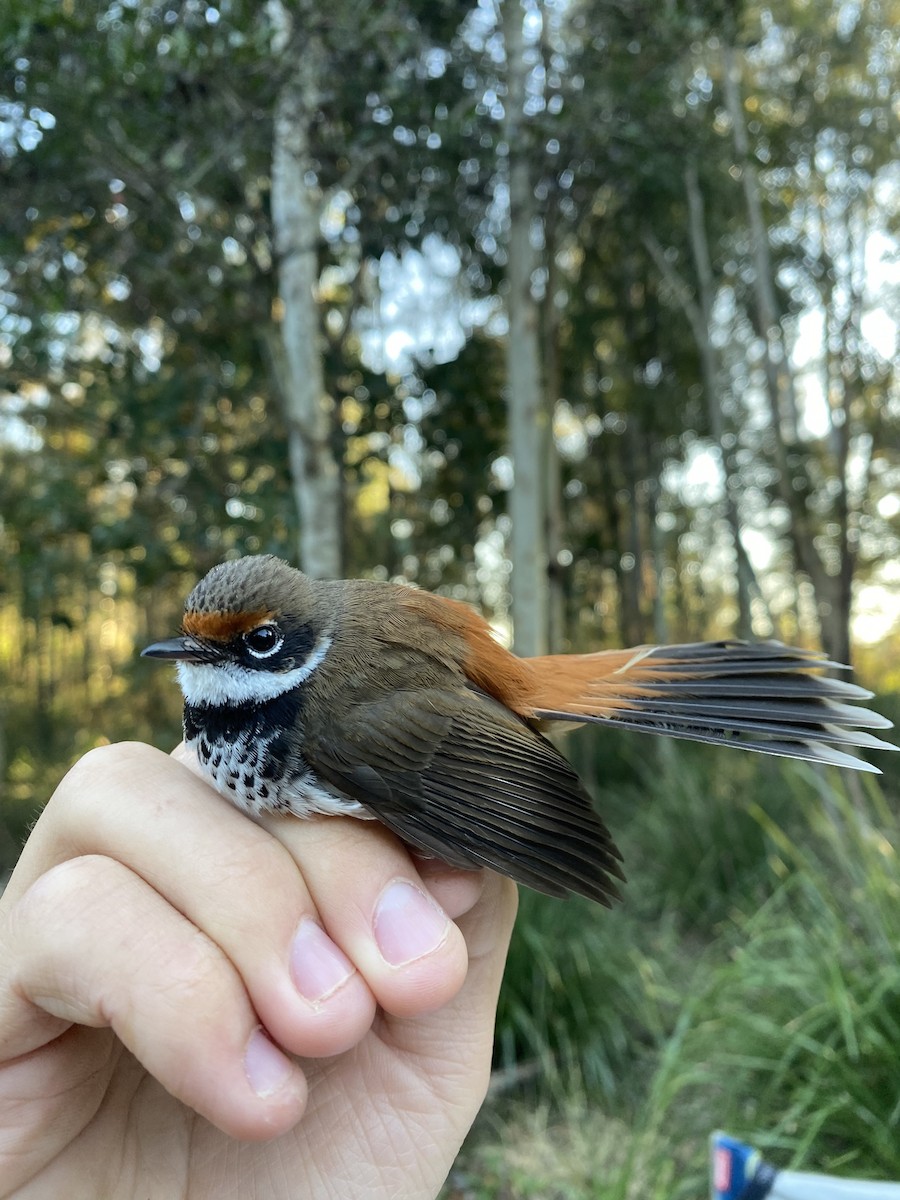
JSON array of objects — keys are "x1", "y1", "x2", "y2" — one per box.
[{"x1": 142, "y1": 556, "x2": 334, "y2": 707}]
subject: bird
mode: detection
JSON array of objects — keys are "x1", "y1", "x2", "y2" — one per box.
[{"x1": 142, "y1": 555, "x2": 896, "y2": 906}]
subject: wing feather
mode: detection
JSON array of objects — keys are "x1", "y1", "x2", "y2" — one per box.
[{"x1": 305, "y1": 689, "x2": 623, "y2": 904}]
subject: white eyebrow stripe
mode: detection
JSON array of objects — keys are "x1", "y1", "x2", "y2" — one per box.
[{"x1": 177, "y1": 634, "x2": 333, "y2": 708}]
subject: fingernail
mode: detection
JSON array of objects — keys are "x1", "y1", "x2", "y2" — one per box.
[
  {"x1": 244, "y1": 1027, "x2": 294, "y2": 1098},
  {"x1": 290, "y1": 918, "x2": 354, "y2": 1002},
  {"x1": 374, "y1": 879, "x2": 450, "y2": 966}
]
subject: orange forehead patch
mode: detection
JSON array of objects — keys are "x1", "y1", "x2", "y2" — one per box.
[{"x1": 182, "y1": 610, "x2": 275, "y2": 641}]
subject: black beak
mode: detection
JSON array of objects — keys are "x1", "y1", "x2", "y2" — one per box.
[{"x1": 141, "y1": 636, "x2": 216, "y2": 663}]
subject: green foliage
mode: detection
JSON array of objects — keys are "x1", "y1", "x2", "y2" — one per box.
[
  {"x1": 2, "y1": 0, "x2": 897, "y2": 654},
  {"x1": 495, "y1": 891, "x2": 686, "y2": 1109},
  {"x1": 675, "y1": 774, "x2": 900, "y2": 1177}
]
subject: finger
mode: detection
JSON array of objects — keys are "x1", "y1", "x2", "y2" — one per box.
[
  {"x1": 17, "y1": 743, "x2": 379, "y2": 1060},
  {"x1": 258, "y1": 811, "x2": 471, "y2": 1020},
  {"x1": 378, "y1": 870, "x2": 518, "y2": 1111},
  {"x1": 0, "y1": 854, "x2": 306, "y2": 1141},
  {"x1": 175, "y1": 741, "x2": 478, "y2": 1021},
  {"x1": 410, "y1": 852, "x2": 486, "y2": 920},
  {"x1": 173, "y1": 739, "x2": 486, "y2": 920}
]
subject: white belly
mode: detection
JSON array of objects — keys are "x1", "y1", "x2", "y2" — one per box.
[{"x1": 188, "y1": 728, "x2": 367, "y2": 820}]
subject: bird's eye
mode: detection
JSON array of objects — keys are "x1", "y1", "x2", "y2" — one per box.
[{"x1": 242, "y1": 624, "x2": 283, "y2": 658}]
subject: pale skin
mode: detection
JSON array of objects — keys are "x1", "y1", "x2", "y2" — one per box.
[{"x1": 0, "y1": 742, "x2": 518, "y2": 1199}]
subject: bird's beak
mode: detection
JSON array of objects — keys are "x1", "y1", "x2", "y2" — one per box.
[{"x1": 141, "y1": 636, "x2": 218, "y2": 663}]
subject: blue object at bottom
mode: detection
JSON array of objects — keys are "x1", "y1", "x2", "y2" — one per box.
[{"x1": 711, "y1": 1132, "x2": 777, "y2": 1200}]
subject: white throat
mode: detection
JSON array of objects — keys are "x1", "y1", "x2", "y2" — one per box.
[{"x1": 177, "y1": 633, "x2": 333, "y2": 707}]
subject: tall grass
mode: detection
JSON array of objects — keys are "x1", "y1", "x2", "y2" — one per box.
[
  {"x1": 452, "y1": 733, "x2": 900, "y2": 1197},
  {"x1": 671, "y1": 769, "x2": 900, "y2": 1178}
]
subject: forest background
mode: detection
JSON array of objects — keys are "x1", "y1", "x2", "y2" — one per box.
[{"x1": 1, "y1": 0, "x2": 899, "y2": 1194}]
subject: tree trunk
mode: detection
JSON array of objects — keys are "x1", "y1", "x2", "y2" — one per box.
[
  {"x1": 721, "y1": 44, "x2": 852, "y2": 662},
  {"x1": 617, "y1": 261, "x2": 650, "y2": 647},
  {"x1": 682, "y1": 163, "x2": 762, "y2": 640},
  {"x1": 503, "y1": 0, "x2": 548, "y2": 656},
  {"x1": 622, "y1": 410, "x2": 648, "y2": 646},
  {"x1": 542, "y1": 209, "x2": 567, "y2": 652},
  {"x1": 271, "y1": 56, "x2": 343, "y2": 580},
  {"x1": 642, "y1": 198, "x2": 772, "y2": 641},
  {"x1": 646, "y1": 453, "x2": 669, "y2": 645},
  {"x1": 819, "y1": 197, "x2": 863, "y2": 671}
]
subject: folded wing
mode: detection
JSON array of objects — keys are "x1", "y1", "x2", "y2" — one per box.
[{"x1": 305, "y1": 688, "x2": 624, "y2": 905}]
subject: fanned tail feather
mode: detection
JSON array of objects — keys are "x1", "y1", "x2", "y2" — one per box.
[{"x1": 525, "y1": 640, "x2": 896, "y2": 774}]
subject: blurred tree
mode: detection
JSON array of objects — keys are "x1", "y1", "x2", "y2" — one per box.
[
  {"x1": 0, "y1": 0, "x2": 897, "y2": 851},
  {"x1": 718, "y1": 0, "x2": 899, "y2": 665},
  {"x1": 0, "y1": 0, "x2": 481, "y2": 823},
  {"x1": 532, "y1": 0, "x2": 725, "y2": 645},
  {"x1": 0, "y1": 0, "x2": 474, "y2": 594},
  {"x1": 503, "y1": 0, "x2": 549, "y2": 656},
  {"x1": 269, "y1": 2, "x2": 343, "y2": 578}
]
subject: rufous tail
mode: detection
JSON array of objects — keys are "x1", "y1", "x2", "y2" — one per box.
[{"x1": 519, "y1": 641, "x2": 895, "y2": 773}]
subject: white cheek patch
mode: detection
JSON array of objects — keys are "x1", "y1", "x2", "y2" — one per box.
[{"x1": 177, "y1": 634, "x2": 333, "y2": 707}]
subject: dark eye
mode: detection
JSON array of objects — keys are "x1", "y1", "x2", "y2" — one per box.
[{"x1": 242, "y1": 624, "x2": 283, "y2": 658}]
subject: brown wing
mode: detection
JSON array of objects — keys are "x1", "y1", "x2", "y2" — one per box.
[{"x1": 304, "y1": 686, "x2": 623, "y2": 905}]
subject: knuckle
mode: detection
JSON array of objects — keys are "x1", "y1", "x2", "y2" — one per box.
[
  {"x1": 64, "y1": 741, "x2": 155, "y2": 785},
  {"x1": 14, "y1": 854, "x2": 125, "y2": 923},
  {"x1": 48, "y1": 742, "x2": 167, "y2": 833},
  {"x1": 4, "y1": 857, "x2": 131, "y2": 973}
]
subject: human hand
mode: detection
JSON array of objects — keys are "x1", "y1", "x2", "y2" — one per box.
[{"x1": 0, "y1": 742, "x2": 518, "y2": 1199}]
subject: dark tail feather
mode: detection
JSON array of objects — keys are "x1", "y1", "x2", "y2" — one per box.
[{"x1": 529, "y1": 641, "x2": 896, "y2": 774}]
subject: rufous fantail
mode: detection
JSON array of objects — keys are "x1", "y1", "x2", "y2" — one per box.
[{"x1": 142, "y1": 555, "x2": 895, "y2": 905}]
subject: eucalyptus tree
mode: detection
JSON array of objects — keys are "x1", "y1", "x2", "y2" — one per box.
[
  {"x1": 565, "y1": 0, "x2": 900, "y2": 660},
  {"x1": 0, "y1": 0, "x2": 485, "y2": 826},
  {"x1": 715, "y1": 0, "x2": 898, "y2": 664}
]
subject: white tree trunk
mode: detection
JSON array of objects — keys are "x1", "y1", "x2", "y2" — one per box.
[
  {"x1": 271, "y1": 59, "x2": 342, "y2": 580},
  {"x1": 683, "y1": 164, "x2": 762, "y2": 639},
  {"x1": 504, "y1": 0, "x2": 548, "y2": 656}
]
